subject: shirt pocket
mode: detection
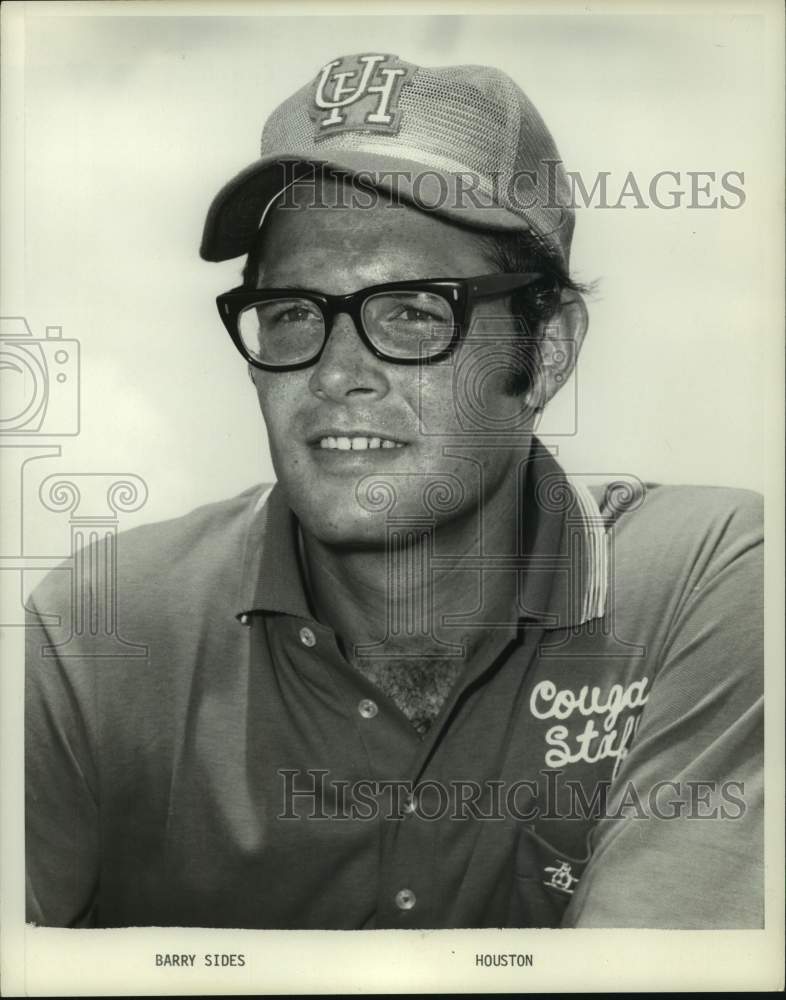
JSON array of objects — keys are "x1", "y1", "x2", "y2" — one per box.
[{"x1": 509, "y1": 824, "x2": 593, "y2": 927}]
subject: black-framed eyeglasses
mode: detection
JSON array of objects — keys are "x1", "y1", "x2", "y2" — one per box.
[{"x1": 216, "y1": 272, "x2": 549, "y2": 371}]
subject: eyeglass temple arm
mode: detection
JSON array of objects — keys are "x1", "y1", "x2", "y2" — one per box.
[{"x1": 468, "y1": 273, "x2": 543, "y2": 298}]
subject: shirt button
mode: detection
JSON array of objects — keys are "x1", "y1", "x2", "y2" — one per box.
[
  {"x1": 395, "y1": 888, "x2": 416, "y2": 911},
  {"x1": 299, "y1": 626, "x2": 316, "y2": 648},
  {"x1": 358, "y1": 698, "x2": 378, "y2": 719},
  {"x1": 402, "y1": 793, "x2": 418, "y2": 815}
]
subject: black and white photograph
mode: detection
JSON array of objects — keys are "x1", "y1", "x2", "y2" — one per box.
[{"x1": 1, "y1": 0, "x2": 783, "y2": 994}]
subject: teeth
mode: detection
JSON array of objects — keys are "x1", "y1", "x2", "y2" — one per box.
[{"x1": 318, "y1": 436, "x2": 405, "y2": 451}]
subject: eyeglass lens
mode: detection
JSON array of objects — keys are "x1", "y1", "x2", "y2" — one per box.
[{"x1": 237, "y1": 291, "x2": 455, "y2": 366}]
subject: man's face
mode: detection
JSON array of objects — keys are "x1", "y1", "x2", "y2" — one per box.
[{"x1": 249, "y1": 180, "x2": 538, "y2": 547}]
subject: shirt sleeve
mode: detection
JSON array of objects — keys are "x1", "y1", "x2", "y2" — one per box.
[
  {"x1": 25, "y1": 579, "x2": 100, "y2": 928},
  {"x1": 562, "y1": 493, "x2": 764, "y2": 929}
]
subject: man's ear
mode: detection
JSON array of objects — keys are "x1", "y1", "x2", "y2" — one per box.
[
  {"x1": 248, "y1": 363, "x2": 257, "y2": 386},
  {"x1": 523, "y1": 289, "x2": 588, "y2": 411}
]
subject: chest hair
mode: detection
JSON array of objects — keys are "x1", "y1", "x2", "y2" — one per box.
[{"x1": 350, "y1": 654, "x2": 466, "y2": 737}]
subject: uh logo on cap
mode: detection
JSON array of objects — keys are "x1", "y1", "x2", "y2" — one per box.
[{"x1": 309, "y1": 53, "x2": 415, "y2": 139}]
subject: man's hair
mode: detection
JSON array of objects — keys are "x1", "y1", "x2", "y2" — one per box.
[
  {"x1": 474, "y1": 228, "x2": 588, "y2": 393},
  {"x1": 242, "y1": 206, "x2": 588, "y2": 396}
]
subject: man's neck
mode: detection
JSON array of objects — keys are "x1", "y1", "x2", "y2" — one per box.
[{"x1": 299, "y1": 470, "x2": 522, "y2": 665}]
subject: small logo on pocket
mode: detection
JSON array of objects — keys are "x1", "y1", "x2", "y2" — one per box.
[{"x1": 543, "y1": 860, "x2": 579, "y2": 895}]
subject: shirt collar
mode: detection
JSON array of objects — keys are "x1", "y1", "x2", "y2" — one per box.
[
  {"x1": 234, "y1": 442, "x2": 608, "y2": 631},
  {"x1": 518, "y1": 444, "x2": 608, "y2": 629},
  {"x1": 234, "y1": 483, "x2": 312, "y2": 622}
]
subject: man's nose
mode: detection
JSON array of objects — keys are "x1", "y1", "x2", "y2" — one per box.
[{"x1": 308, "y1": 312, "x2": 391, "y2": 401}]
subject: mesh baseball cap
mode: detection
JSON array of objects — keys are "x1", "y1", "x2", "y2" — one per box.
[{"x1": 200, "y1": 53, "x2": 575, "y2": 266}]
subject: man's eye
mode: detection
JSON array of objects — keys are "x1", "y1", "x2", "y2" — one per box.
[
  {"x1": 261, "y1": 303, "x2": 321, "y2": 325},
  {"x1": 279, "y1": 306, "x2": 319, "y2": 323},
  {"x1": 392, "y1": 306, "x2": 440, "y2": 323}
]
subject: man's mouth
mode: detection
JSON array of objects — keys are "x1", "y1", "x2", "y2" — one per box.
[{"x1": 317, "y1": 435, "x2": 406, "y2": 451}]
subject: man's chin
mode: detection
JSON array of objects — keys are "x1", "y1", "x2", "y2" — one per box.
[
  {"x1": 298, "y1": 513, "x2": 393, "y2": 552},
  {"x1": 279, "y1": 469, "x2": 474, "y2": 550}
]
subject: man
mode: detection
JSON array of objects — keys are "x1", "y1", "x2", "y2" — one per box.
[{"x1": 25, "y1": 53, "x2": 763, "y2": 929}]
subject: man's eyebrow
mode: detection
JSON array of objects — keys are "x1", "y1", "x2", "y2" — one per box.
[{"x1": 256, "y1": 282, "x2": 315, "y2": 292}]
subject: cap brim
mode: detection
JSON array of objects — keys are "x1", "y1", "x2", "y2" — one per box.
[{"x1": 199, "y1": 151, "x2": 536, "y2": 263}]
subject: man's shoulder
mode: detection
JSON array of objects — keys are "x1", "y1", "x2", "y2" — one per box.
[
  {"x1": 590, "y1": 480, "x2": 763, "y2": 594},
  {"x1": 605, "y1": 481, "x2": 762, "y2": 538},
  {"x1": 29, "y1": 483, "x2": 273, "y2": 615},
  {"x1": 588, "y1": 479, "x2": 761, "y2": 531},
  {"x1": 114, "y1": 483, "x2": 271, "y2": 569}
]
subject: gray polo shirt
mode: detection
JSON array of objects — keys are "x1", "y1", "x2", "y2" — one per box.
[{"x1": 25, "y1": 444, "x2": 763, "y2": 929}]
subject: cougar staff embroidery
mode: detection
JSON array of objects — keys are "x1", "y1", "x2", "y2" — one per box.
[{"x1": 310, "y1": 53, "x2": 414, "y2": 138}]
